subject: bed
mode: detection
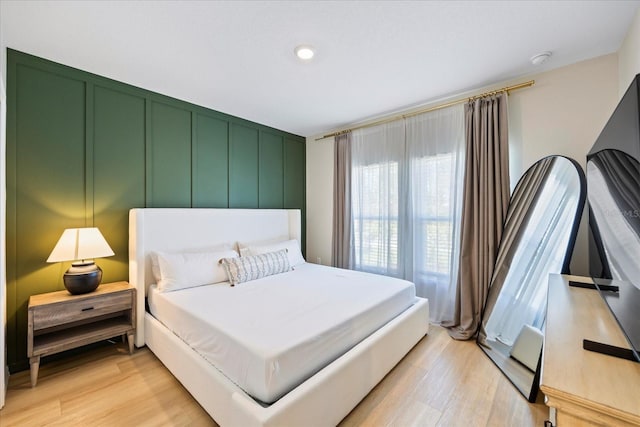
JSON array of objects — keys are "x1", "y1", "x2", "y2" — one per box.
[{"x1": 129, "y1": 208, "x2": 429, "y2": 426}]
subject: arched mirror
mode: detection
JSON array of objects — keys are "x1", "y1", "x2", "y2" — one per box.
[{"x1": 477, "y1": 155, "x2": 586, "y2": 402}]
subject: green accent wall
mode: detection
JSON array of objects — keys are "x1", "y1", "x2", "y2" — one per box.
[
  {"x1": 193, "y1": 114, "x2": 229, "y2": 207},
  {"x1": 259, "y1": 132, "x2": 285, "y2": 208},
  {"x1": 229, "y1": 124, "x2": 259, "y2": 208},
  {"x1": 6, "y1": 49, "x2": 306, "y2": 372}
]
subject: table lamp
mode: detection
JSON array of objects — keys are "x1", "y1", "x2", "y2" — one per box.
[{"x1": 47, "y1": 227, "x2": 115, "y2": 294}]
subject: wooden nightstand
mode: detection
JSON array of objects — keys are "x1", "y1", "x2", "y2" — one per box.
[{"x1": 27, "y1": 281, "x2": 136, "y2": 387}]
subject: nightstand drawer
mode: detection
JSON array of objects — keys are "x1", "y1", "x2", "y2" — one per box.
[{"x1": 32, "y1": 291, "x2": 132, "y2": 330}]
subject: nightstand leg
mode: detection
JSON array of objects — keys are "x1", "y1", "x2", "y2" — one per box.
[
  {"x1": 29, "y1": 356, "x2": 40, "y2": 387},
  {"x1": 127, "y1": 332, "x2": 134, "y2": 355}
]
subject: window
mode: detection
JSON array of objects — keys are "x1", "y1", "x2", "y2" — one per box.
[
  {"x1": 413, "y1": 153, "x2": 457, "y2": 284},
  {"x1": 352, "y1": 161, "x2": 399, "y2": 275},
  {"x1": 349, "y1": 106, "x2": 465, "y2": 322}
]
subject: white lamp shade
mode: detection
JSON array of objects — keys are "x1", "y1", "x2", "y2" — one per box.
[{"x1": 47, "y1": 227, "x2": 115, "y2": 263}]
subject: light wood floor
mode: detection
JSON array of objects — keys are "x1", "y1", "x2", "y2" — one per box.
[{"x1": 0, "y1": 326, "x2": 548, "y2": 426}]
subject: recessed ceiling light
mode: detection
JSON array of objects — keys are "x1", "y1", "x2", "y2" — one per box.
[
  {"x1": 294, "y1": 45, "x2": 315, "y2": 61},
  {"x1": 530, "y1": 51, "x2": 552, "y2": 66}
]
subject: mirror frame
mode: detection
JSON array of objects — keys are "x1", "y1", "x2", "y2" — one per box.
[{"x1": 477, "y1": 155, "x2": 586, "y2": 402}]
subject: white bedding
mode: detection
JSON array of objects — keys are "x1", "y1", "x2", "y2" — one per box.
[{"x1": 148, "y1": 262, "x2": 417, "y2": 404}]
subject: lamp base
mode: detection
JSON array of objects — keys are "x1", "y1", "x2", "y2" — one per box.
[{"x1": 63, "y1": 262, "x2": 102, "y2": 295}]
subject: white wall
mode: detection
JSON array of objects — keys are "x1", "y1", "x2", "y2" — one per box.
[
  {"x1": 508, "y1": 54, "x2": 619, "y2": 275},
  {"x1": 0, "y1": 0, "x2": 7, "y2": 407},
  {"x1": 306, "y1": 54, "x2": 620, "y2": 276},
  {"x1": 305, "y1": 137, "x2": 334, "y2": 266},
  {"x1": 618, "y1": 8, "x2": 640, "y2": 97}
]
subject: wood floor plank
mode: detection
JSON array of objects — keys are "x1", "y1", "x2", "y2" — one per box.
[
  {"x1": 389, "y1": 400, "x2": 441, "y2": 427},
  {"x1": 0, "y1": 399, "x2": 61, "y2": 426},
  {"x1": 434, "y1": 339, "x2": 502, "y2": 426},
  {"x1": 410, "y1": 334, "x2": 480, "y2": 412},
  {"x1": 403, "y1": 325, "x2": 452, "y2": 371},
  {"x1": 341, "y1": 363, "x2": 430, "y2": 427},
  {"x1": 1, "y1": 326, "x2": 547, "y2": 426},
  {"x1": 485, "y1": 377, "x2": 548, "y2": 427},
  {"x1": 340, "y1": 326, "x2": 547, "y2": 427}
]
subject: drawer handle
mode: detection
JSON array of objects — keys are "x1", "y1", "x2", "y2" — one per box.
[{"x1": 81, "y1": 306, "x2": 94, "y2": 312}]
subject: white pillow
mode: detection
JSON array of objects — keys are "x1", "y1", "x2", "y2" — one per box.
[
  {"x1": 244, "y1": 239, "x2": 305, "y2": 267},
  {"x1": 150, "y1": 243, "x2": 234, "y2": 283},
  {"x1": 155, "y1": 249, "x2": 238, "y2": 292},
  {"x1": 236, "y1": 236, "x2": 288, "y2": 257},
  {"x1": 220, "y1": 249, "x2": 291, "y2": 286}
]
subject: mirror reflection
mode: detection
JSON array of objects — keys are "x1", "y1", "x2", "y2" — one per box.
[
  {"x1": 588, "y1": 149, "x2": 640, "y2": 361},
  {"x1": 588, "y1": 149, "x2": 640, "y2": 282},
  {"x1": 477, "y1": 155, "x2": 586, "y2": 402}
]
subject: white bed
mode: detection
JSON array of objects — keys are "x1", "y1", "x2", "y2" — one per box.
[
  {"x1": 148, "y1": 263, "x2": 417, "y2": 404},
  {"x1": 130, "y1": 208, "x2": 429, "y2": 426}
]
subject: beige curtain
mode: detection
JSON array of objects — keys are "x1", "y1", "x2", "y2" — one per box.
[
  {"x1": 447, "y1": 93, "x2": 510, "y2": 340},
  {"x1": 332, "y1": 133, "x2": 352, "y2": 268}
]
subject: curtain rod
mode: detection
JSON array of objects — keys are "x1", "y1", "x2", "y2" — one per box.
[{"x1": 315, "y1": 80, "x2": 535, "y2": 141}]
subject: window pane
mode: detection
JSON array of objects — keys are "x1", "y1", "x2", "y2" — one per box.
[
  {"x1": 353, "y1": 161, "x2": 399, "y2": 274},
  {"x1": 414, "y1": 153, "x2": 455, "y2": 282}
]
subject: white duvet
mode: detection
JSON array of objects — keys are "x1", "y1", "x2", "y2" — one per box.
[{"x1": 148, "y1": 262, "x2": 417, "y2": 404}]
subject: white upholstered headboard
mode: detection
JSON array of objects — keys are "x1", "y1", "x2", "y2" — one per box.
[{"x1": 129, "y1": 208, "x2": 302, "y2": 347}]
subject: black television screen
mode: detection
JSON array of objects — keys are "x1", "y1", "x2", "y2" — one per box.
[
  {"x1": 588, "y1": 149, "x2": 640, "y2": 282},
  {"x1": 587, "y1": 149, "x2": 640, "y2": 361},
  {"x1": 587, "y1": 73, "x2": 640, "y2": 362}
]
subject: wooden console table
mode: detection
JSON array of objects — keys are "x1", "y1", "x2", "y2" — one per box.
[{"x1": 541, "y1": 274, "x2": 640, "y2": 426}]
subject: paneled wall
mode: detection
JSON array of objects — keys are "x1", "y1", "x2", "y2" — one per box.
[{"x1": 6, "y1": 50, "x2": 306, "y2": 371}]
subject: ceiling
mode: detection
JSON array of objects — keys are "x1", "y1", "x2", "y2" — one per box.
[{"x1": 2, "y1": 1, "x2": 639, "y2": 137}]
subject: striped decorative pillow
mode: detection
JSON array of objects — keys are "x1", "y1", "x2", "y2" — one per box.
[{"x1": 219, "y1": 249, "x2": 291, "y2": 286}]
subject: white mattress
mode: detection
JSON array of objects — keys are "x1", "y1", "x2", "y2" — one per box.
[{"x1": 148, "y1": 263, "x2": 417, "y2": 404}]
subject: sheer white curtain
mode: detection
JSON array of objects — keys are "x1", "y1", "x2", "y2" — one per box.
[
  {"x1": 351, "y1": 121, "x2": 405, "y2": 275},
  {"x1": 406, "y1": 107, "x2": 465, "y2": 321},
  {"x1": 350, "y1": 105, "x2": 465, "y2": 323}
]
